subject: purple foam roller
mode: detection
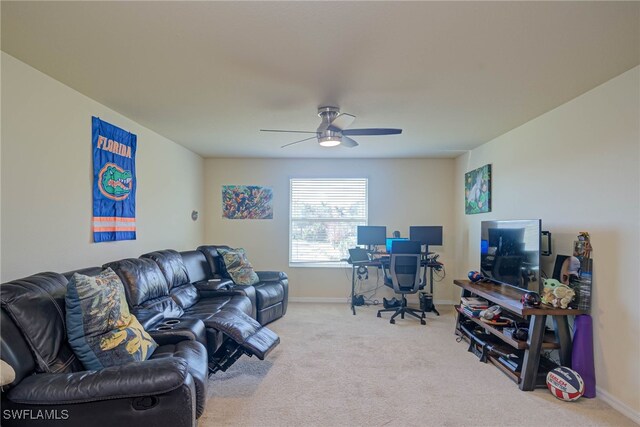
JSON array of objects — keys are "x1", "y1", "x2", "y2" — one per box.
[{"x1": 572, "y1": 314, "x2": 596, "y2": 398}]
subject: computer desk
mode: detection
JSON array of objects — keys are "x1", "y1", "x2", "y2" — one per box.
[
  {"x1": 348, "y1": 259, "x2": 383, "y2": 315},
  {"x1": 422, "y1": 259, "x2": 442, "y2": 315},
  {"x1": 349, "y1": 253, "x2": 442, "y2": 315}
]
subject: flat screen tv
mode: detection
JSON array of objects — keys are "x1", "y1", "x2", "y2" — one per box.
[
  {"x1": 357, "y1": 226, "x2": 387, "y2": 247},
  {"x1": 480, "y1": 219, "x2": 541, "y2": 292}
]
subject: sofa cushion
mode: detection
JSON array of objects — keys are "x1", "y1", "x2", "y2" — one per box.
[
  {"x1": 104, "y1": 258, "x2": 184, "y2": 321},
  {"x1": 216, "y1": 248, "x2": 259, "y2": 286},
  {"x1": 66, "y1": 269, "x2": 158, "y2": 370},
  {"x1": 184, "y1": 295, "x2": 252, "y2": 318},
  {"x1": 141, "y1": 250, "x2": 200, "y2": 309},
  {"x1": 170, "y1": 284, "x2": 200, "y2": 309},
  {"x1": 130, "y1": 297, "x2": 184, "y2": 328},
  {"x1": 197, "y1": 245, "x2": 227, "y2": 277},
  {"x1": 180, "y1": 250, "x2": 213, "y2": 283},
  {"x1": 182, "y1": 294, "x2": 253, "y2": 351},
  {"x1": 140, "y1": 250, "x2": 189, "y2": 290},
  {"x1": 0, "y1": 272, "x2": 84, "y2": 374},
  {"x1": 103, "y1": 258, "x2": 170, "y2": 307},
  {"x1": 0, "y1": 310, "x2": 35, "y2": 387}
]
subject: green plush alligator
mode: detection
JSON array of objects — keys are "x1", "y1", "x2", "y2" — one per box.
[{"x1": 101, "y1": 165, "x2": 132, "y2": 198}]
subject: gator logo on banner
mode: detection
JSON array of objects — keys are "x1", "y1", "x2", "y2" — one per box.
[
  {"x1": 92, "y1": 117, "x2": 137, "y2": 242},
  {"x1": 98, "y1": 163, "x2": 133, "y2": 201}
]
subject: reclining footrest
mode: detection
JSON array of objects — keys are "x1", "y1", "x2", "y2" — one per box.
[
  {"x1": 207, "y1": 309, "x2": 280, "y2": 372},
  {"x1": 209, "y1": 340, "x2": 248, "y2": 374}
]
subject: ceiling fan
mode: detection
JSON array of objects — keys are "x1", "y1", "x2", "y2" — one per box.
[{"x1": 261, "y1": 106, "x2": 402, "y2": 148}]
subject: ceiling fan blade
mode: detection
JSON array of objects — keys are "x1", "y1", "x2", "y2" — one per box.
[
  {"x1": 328, "y1": 113, "x2": 356, "y2": 131},
  {"x1": 261, "y1": 129, "x2": 318, "y2": 134},
  {"x1": 341, "y1": 136, "x2": 359, "y2": 148},
  {"x1": 280, "y1": 136, "x2": 317, "y2": 148},
  {"x1": 342, "y1": 128, "x2": 402, "y2": 136}
]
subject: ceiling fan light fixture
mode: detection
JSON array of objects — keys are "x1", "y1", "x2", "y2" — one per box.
[
  {"x1": 263, "y1": 106, "x2": 402, "y2": 149},
  {"x1": 318, "y1": 135, "x2": 342, "y2": 147}
]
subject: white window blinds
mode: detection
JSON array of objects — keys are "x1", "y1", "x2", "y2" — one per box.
[{"x1": 290, "y1": 178, "x2": 368, "y2": 265}]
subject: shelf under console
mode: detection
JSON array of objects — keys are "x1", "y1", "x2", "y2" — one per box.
[
  {"x1": 453, "y1": 279, "x2": 583, "y2": 391},
  {"x1": 454, "y1": 305, "x2": 560, "y2": 350}
]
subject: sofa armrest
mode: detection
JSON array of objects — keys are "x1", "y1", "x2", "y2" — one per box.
[
  {"x1": 149, "y1": 328, "x2": 198, "y2": 346},
  {"x1": 256, "y1": 271, "x2": 288, "y2": 282},
  {"x1": 197, "y1": 289, "x2": 245, "y2": 299},
  {"x1": 8, "y1": 358, "x2": 189, "y2": 405},
  {"x1": 193, "y1": 279, "x2": 234, "y2": 292},
  {"x1": 148, "y1": 319, "x2": 207, "y2": 346}
]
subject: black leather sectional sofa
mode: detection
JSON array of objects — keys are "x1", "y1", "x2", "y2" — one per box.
[{"x1": 0, "y1": 246, "x2": 288, "y2": 426}]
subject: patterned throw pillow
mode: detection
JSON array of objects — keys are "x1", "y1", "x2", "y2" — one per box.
[
  {"x1": 66, "y1": 268, "x2": 158, "y2": 370},
  {"x1": 217, "y1": 247, "x2": 260, "y2": 286}
]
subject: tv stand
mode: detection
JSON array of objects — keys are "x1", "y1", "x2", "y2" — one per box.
[{"x1": 454, "y1": 279, "x2": 587, "y2": 390}]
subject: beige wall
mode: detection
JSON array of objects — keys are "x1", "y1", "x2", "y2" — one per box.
[
  {"x1": 1, "y1": 53, "x2": 205, "y2": 281},
  {"x1": 204, "y1": 158, "x2": 457, "y2": 302},
  {"x1": 454, "y1": 66, "x2": 640, "y2": 418}
]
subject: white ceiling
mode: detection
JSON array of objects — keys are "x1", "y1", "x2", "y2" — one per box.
[{"x1": 2, "y1": 1, "x2": 639, "y2": 158}]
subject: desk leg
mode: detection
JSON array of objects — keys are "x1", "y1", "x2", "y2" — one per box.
[
  {"x1": 429, "y1": 267, "x2": 439, "y2": 316},
  {"x1": 351, "y1": 265, "x2": 356, "y2": 315},
  {"x1": 520, "y1": 314, "x2": 546, "y2": 391},
  {"x1": 553, "y1": 316, "x2": 572, "y2": 368}
]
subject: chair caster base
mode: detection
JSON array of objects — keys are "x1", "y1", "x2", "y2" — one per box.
[
  {"x1": 377, "y1": 312, "x2": 381, "y2": 318},
  {"x1": 390, "y1": 319, "x2": 395, "y2": 324},
  {"x1": 420, "y1": 319, "x2": 426, "y2": 325}
]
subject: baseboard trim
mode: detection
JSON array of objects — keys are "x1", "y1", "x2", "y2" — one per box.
[
  {"x1": 290, "y1": 297, "x2": 347, "y2": 303},
  {"x1": 434, "y1": 300, "x2": 455, "y2": 306},
  {"x1": 290, "y1": 297, "x2": 456, "y2": 305},
  {"x1": 595, "y1": 386, "x2": 640, "y2": 424}
]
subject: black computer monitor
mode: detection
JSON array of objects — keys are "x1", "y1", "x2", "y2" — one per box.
[
  {"x1": 409, "y1": 226, "x2": 443, "y2": 246},
  {"x1": 390, "y1": 239, "x2": 421, "y2": 254},
  {"x1": 357, "y1": 226, "x2": 387, "y2": 246},
  {"x1": 386, "y1": 237, "x2": 408, "y2": 253}
]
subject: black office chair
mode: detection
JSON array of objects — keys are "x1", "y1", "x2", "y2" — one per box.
[{"x1": 377, "y1": 240, "x2": 426, "y2": 325}]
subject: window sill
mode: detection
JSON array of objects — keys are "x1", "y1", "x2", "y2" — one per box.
[{"x1": 289, "y1": 262, "x2": 350, "y2": 269}]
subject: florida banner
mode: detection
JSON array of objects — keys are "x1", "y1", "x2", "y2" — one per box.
[{"x1": 92, "y1": 117, "x2": 137, "y2": 242}]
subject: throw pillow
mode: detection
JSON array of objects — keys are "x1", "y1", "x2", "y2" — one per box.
[
  {"x1": 0, "y1": 359, "x2": 16, "y2": 387},
  {"x1": 217, "y1": 247, "x2": 260, "y2": 286},
  {"x1": 66, "y1": 268, "x2": 158, "y2": 370}
]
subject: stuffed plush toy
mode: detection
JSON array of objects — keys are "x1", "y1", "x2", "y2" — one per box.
[{"x1": 542, "y1": 279, "x2": 576, "y2": 309}]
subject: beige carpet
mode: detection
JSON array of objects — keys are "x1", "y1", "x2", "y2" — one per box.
[{"x1": 199, "y1": 303, "x2": 635, "y2": 427}]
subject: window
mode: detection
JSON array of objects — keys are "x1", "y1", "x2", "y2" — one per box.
[{"x1": 290, "y1": 178, "x2": 367, "y2": 266}]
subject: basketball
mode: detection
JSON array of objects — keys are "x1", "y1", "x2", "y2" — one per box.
[
  {"x1": 468, "y1": 271, "x2": 483, "y2": 282},
  {"x1": 546, "y1": 367, "x2": 585, "y2": 401}
]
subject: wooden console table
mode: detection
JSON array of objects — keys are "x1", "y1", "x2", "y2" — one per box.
[{"x1": 454, "y1": 279, "x2": 587, "y2": 390}]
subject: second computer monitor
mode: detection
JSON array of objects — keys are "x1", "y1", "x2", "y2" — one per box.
[
  {"x1": 357, "y1": 225, "x2": 387, "y2": 246},
  {"x1": 410, "y1": 226, "x2": 443, "y2": 246}
]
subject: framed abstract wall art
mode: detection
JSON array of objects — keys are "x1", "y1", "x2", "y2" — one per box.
[
  {"x1": 465, "y1": 164, "x2": 491, "y2": 214},
  {"x1": 222, "y1": 185, "x2": 273, "y2": 219}
]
